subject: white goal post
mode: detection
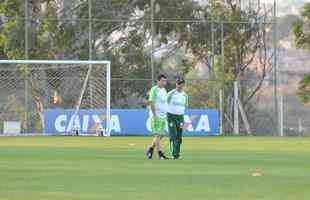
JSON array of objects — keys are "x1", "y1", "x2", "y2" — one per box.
[{"x1": 0, "y1": 60, "x2": 111, "y2": 136}]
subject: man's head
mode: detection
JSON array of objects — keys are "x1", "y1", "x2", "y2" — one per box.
[
  {"x1": 176, "y1": 77, "x2": 185, "y2": 91},
  {"x1": 157, "y1": 74, "x2": 167, "y2": 88}
]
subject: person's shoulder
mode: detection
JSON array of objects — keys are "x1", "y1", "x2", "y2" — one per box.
[
  {"x1": 150, "y1": 85, "x2": 158, "y2": 92},
  {"x1": 183, "y1": 91, "x2": 188, "y2": 97},
  {"x1": 168, "y1": 89, "x2": 176, "y2": 94}
]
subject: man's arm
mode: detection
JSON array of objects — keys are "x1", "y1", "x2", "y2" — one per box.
[
  {"x1": 149, "y1": 102, "x2": 156, "y2": 117},
  {"x1": 148, "y1": 86, "x2": 157, "y2": 117}
]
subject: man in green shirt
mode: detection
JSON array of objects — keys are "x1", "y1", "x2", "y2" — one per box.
[
  {"x1": 146, "y1": 74, "x2": 169, "y2": 160},
  {"x1": 167, "y1": 78, "x2": 188, "y2": 159}
]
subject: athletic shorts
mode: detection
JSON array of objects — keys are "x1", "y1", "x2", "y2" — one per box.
[{"x1": 150, "y1": 117, "x2": 167, "y2": 135}]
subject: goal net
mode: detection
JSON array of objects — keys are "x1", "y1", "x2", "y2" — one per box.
[{"x1": 0, "y1": 60, "x2": 111, "y2": 136}]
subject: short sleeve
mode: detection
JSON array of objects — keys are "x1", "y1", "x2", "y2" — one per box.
[{"x1": 148, "y1": 86, "x2": 157, "y2": 102}]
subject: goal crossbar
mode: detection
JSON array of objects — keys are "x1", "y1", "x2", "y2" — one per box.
[{"x1": 0, "y1": 60, "x2": 111, "y2": 65}]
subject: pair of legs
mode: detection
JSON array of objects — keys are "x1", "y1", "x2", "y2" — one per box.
[
  {"x1": 146, "y1": 134, "x2": 168, "y2": 159},
  {"x1": 146, "y1": 117, "x2": 169, "y2": 159},
  {"x1": 167, "y1": 113, "x2": 184, "y2": 159},
  {"x1": 149, "y1": 134, "x2": 164, "y2": 152}
]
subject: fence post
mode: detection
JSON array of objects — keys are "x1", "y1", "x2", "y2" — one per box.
[
  {"x1": 233, "y1": 81, "x2": 239, "y2": 135},
  {"x1": 219, "y1": 89, "x2": 224, "y2": 135},
  {"x1": 24, "y1": 0, "x2": 29, "y2": 133}
]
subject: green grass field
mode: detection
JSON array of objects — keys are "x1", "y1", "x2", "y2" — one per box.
[{"x1": 0, "y1": 136, "x2": 310, "y2": 200}]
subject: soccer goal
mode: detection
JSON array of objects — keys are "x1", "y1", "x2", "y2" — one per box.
[{"x1": 0, "y1": 60, "x2": 111, "y2": 136}]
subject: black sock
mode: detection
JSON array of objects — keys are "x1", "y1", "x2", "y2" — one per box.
[
  {"x1": 158, "y1": 151, "x2": 164, "y2": 157},
  {"x1": 147, "y1": 147, "x2": 154, "y2": 156}
]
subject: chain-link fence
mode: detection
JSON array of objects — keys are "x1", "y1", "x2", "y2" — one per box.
[
  {"x1": 0, "y1": 0, "x2": 308, "y2": 135},
  {"x1": 279, "y1": 44, "x2": 310, "y2": 136}
]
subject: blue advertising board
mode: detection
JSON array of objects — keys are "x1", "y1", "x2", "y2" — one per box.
[{"x1": 44, "y1": 109, "x2": 220, "y2": 136}]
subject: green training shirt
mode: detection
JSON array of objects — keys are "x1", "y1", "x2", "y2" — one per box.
[
  {"x1": 148, "y1": 85, "x2": 168, "y2": 119},
  {"x1": 167, "y1": 89, "x2": 188, "y2": 115}
]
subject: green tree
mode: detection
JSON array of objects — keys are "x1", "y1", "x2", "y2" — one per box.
[
  {"x1": 297, "y1": 74, "x2": 310, "y2": 104},
  {"x1": 293, "y1": 3, "x2": 310, "y2": 104}
]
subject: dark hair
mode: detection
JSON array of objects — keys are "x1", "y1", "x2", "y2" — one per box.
[
  {"x1": 157, "y1": 74, "x2": 167, "y2": 81},
  {"x1": 176, "y1": 77, "x2": 185, "y2": 85}
]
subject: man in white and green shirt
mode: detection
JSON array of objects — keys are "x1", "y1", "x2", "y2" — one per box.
[
  {"x1": 146, "y1": 74, "x2": 169, "y2": 160},
  {"x1": 167, "y1": 77, "x2": 188, "y2": 159}
]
